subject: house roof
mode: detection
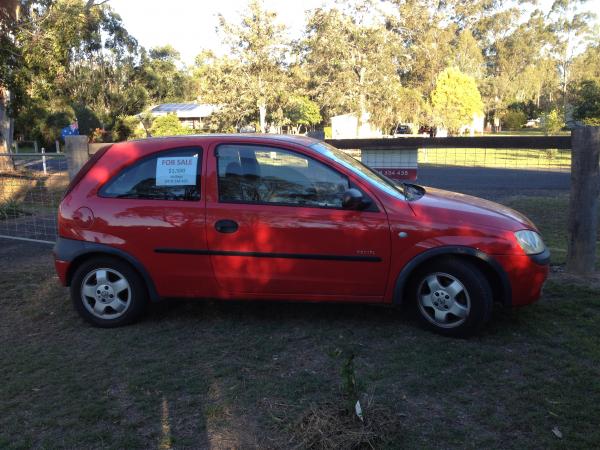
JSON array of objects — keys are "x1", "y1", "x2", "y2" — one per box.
[{"x1": 150, "y1": 103, "x2": 218, "y2": 118}]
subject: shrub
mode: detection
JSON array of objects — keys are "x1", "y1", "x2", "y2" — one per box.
[
  {"x1": 149, "y1": 113, "x2": 194, "y2": 137},
  {"x1": 502, "y1": 110, "x2": 527, "y2": 130},
  {"x1": 540, "y1": 109, "x2": 565, "y2": 135}
]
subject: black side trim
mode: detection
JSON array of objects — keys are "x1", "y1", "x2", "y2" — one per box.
[
  {"x1": 529, "y1": 247, "x2": 551, "y2": 265},
  {"x1": 392, "y1": 246, "x2": 513, "y2": 306},
  {"x1": 54, "y1": 237, "x2": 160, "y2": 302},
  {"x1": 155, "y1": 248, "x2": 382, "y2": 262}
]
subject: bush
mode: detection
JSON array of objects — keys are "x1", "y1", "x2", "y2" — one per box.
[
  {"x1": 502, "y1": 110, "x2": 527, "y2": 130},
  {"x1": 149, "y1": 113, "x2": 194, "y2": 137},
  {"x1": 111, "y1": 115, "x2": 145, "y2": 141}
]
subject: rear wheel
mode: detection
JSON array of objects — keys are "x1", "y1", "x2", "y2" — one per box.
[
  {"x1": 410, "y1": 258, "x2": 493, "y2": 337},
  {"x1": 70, "y1": 256, "x2": 147, "y2": 327}
]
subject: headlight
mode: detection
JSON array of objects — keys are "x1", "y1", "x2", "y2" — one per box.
[{"x1": 514, "y1": 230, "x2": 546, "y2": 255}]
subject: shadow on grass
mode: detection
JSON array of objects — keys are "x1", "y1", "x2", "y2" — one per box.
[{"x1": 144, "y1": 296, "x2": 533, "y2": 341}]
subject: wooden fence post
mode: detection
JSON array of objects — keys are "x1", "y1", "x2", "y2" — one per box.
[
  {"x1": 566, "y1": 126, "x2": 600, "y2": 274},
  {"x1": 64, "y1": 135, "x2": 89, "y2": 181}
]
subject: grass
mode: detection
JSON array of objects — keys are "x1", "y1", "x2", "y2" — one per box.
[
  {"x1": 13, "y1": 142, "x2": 37, "y2": 153},
  {"x1": 485, "y1": 130, "x2": 571, "y2": 136},
  {"x1": 418, "y1": 148, "x2": 571, "y2": 170},
  {"x1": 1, "y1": 195, "x2": 599, "y2": 449}
]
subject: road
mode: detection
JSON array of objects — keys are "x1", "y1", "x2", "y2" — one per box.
[{"x1": 416, "y1": 164, "x2": 570, "y2": 200}]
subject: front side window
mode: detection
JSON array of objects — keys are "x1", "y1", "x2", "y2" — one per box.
[
  {"x1": 310, "y1": 141, "x2": 406, "y2": 200},
  {"x1": 101, "y1": 148, "x2": 201, "y2": 201},
  {"x1": 217, "y1": 144, "x2": 349, "y2": 208}
]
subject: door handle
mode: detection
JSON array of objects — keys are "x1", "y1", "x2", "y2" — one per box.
[{"x1": 215, "y1": 219, "x2": 239, "y2": 233}]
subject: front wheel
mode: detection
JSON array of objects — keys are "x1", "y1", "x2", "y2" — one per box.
[
  {"x1": 70, "y1": 256, "x2": 147, "y2": 327},
  {"x1": 410, "y1": 258, "x2": 493, "y2": 337}
]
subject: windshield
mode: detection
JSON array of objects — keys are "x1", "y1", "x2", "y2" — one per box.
[{"x1": 310, "y1": 141, "x2": 406, "y2": 200}]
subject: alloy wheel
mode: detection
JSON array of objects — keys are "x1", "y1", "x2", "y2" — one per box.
[
  {"x1": 417, "y1": 272, "x2": 471, "y2": 329},
  {"x1": 80, "y1": 268, "x2": 131, "y2": 320}
]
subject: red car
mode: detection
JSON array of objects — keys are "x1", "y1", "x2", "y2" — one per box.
[{"x1": 54, "y1": 135, "x2": 549, "y2": 336}]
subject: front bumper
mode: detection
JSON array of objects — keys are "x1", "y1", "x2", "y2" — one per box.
[{"x1": 494, "y1": 252, "x2": 550, "y2": 306}]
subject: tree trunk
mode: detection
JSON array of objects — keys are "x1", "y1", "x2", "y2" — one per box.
[
  {"x1": 258, "y1": 102, "x2": 267, "y2": 133},
  {"x1": 357, "y1": 67, "x2": 367, "y2": 138},
  {"x1": 0, "y1": 88, "x2": 15, "y2": 172}
]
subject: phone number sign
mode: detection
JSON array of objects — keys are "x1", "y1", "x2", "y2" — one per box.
[
  {"x1": 361, "y1": 148, "x2": 418, "y2": 181},
  {"x1": 373, "y1": 167, "x2": 417, "y2": 181},
  {"x1": 156, "y1": 157, "x2": 197, "y2": 186}
]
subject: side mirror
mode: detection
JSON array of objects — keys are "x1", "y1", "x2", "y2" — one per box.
[{"x1": 342, "y1": 188, "x2": 371, "y2": 210}]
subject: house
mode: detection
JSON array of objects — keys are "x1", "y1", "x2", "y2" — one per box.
[
  {"x1": 330, "y1": 113, "x2": 383, "y2": 139},
  {"x1": 458, "y1": 112, "x2": 485, "y2": 136},
  {"x1": 149, "y1": 103, "x2": 219, "y2": 130}
]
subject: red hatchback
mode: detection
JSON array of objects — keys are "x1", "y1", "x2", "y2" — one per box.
[{"x1": 54, "y1": 135, "x2": 549, "y2": 336}]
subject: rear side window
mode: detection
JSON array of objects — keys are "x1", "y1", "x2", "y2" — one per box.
[{"x1": 100, "y1": 148, "x2": 202, "y2": 201}]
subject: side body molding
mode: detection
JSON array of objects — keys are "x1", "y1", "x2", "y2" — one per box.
[
  {"x1": 392, "y1": 246, "x2": 512, "y2": 306},
  {"x1": 54, "y1": 237, "x2": 160, "y2": 302}
]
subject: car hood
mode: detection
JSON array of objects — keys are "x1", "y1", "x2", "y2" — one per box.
[{"x1": 406, "y1": 187, "x2": 536, "y2": 232}]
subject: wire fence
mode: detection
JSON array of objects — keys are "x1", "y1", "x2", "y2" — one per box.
[
  {"x1": 416, "y1": 148, "x2": 571, "y2": 172},
  {"x1": 0, "y1": 152, "x2": 68, "y2": 244}
]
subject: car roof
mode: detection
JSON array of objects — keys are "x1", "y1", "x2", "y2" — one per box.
[{"x1": 125, "y1": 133, "x2": 321, "y2": 149}]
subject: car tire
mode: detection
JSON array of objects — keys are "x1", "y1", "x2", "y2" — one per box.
[
  {"x1": 70, "y1": 256, "x2": 147, "y2": 327},
  {"x1": 409, "y1": 258, "x2": 493, "y2": 337}
]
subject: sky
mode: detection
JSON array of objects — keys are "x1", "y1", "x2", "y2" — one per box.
[
  {"x1": 108, "y1": 0, "x2": 600, "y2": 65},
  {"x1": 108, "y1": 0, "x2": 327, "y2": 64}
]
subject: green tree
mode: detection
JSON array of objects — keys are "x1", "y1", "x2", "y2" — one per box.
[
  {"x1": 3, "y1": 0, "x2": 147, "y2": 146},
  {"x1": 0, "y1": 0, "x2": 21, "y2": 161},
  {"x1": 484, "y1": 10, "x2": 557, "y2": 127},
  {"x1": 451, "y1": 30, "x2": 485, "y2": 81},
  {"x1": 301, "y1": 4, "x2": 404, "y2": 131},
  {"x1": 284, "y1": 96, "x2": 321, "y2": 134},
  {"x1": 142, "y1": 46, "x2": 194, "y2": 104},
  {"x1": 571, "y1": 79, "x2": 600, "y2": 125},
  {"x1": 547, "y1": 0, "x2": 597, "y2": 107},
  {"x1": 386, "y1": 0, "x2": 455, "y2": 96},
  {"x1": 197, "y1": 0, "x2": 288, "y2": 133},
  {"x1": 570, "y1": 43, "x2": 600, "y2": 84},
  {"x1": 431, "y1": 67, "x2": 483, "y2": 134}
]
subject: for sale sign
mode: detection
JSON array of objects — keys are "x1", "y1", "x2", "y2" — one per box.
[
  {"x1": 361, "y1": 148, "x2": 418, "y2": 181},
  {"x1": 156, "y1": 156, "x2": 197, "y2": 186}
]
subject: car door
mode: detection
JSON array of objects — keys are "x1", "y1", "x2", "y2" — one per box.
[
  {"x1": 204, "y1": 142, "x2": 391, "y2": 300},
  {"x1": 95, "y1": 146, "x2": 214, "y2": 298}
]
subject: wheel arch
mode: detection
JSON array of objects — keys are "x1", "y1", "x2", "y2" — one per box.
[
  {"x1": 56, "y1": 238, "x2": 160, "y2": 302},
  {"x1": 393, "y1": 246, "x2": 512, "y2": 306}
]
